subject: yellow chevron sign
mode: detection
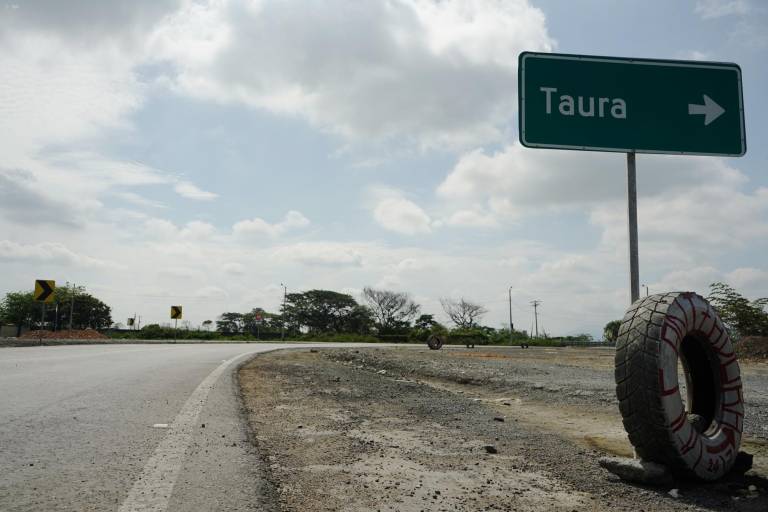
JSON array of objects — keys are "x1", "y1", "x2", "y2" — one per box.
[
  {"x1": 170, "y1": 306, "x2": 183, "y2": 320},
  {"x1": 34, "y1": 280, "x2": 56, "y2": 303}
]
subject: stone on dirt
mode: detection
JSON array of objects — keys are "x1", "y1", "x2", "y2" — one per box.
[
  {"x1": 598, "y1": 456, "x2": 673, "y2": 486},
  {"x1": 732, "y1": 451, "x2": 754, "y2": 475}
]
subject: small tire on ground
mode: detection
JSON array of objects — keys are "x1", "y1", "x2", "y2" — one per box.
[
  {"x1": 427, "y1": 334, "x2": 444, "y2": 350},
  {"x1": 615, "y1": 292, "x2": 744, "y2": 480}
]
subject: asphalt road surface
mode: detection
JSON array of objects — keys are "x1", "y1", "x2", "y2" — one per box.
[{"x1": 0, "y1": 343, "x2": 372, "y2": 512}]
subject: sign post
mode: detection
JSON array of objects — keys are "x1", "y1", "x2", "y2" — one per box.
[
  {"x1": 34, "y1": 280, "x2": 55, "y2": 344},
  {"x1": 518, "y1": 52, "x2": 746, "y2": 303},
  {"x1": 627, "y1": 153, "x2": 639, "y2": 303},
  {"x1": 170, "y1": 306, "x2": 183, "y2": 342}
]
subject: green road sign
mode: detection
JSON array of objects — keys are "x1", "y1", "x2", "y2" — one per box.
[{"x1": 518, "y1": 52, "x2": 746, "y2": 156}]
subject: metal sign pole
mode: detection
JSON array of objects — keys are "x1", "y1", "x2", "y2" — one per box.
[
  {"x1": 174, "y1": 318, "x2": 178, "y2": 342},
  {"x1": 40, "y1": 303, "x2": 45, "y2": 345},
  {"x1": 627, "y1": 152, "x2": 640, "y2": 303}
]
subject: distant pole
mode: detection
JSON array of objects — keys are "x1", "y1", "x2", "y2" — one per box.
[
  {"x1": 280, "y1": 283, "x2": 287, "y2": 341},
  {"x1": 174, "y1": 318, "x2": 178, "y2": 342},
  {"x1": 627, "y1": 152, "x2": 640, "y2": 304},
  {"x1": 68, "y1": 282, "x2": 75, "y2": 331},
  {"x1": 508, "y1": 286, "x2": 514, "y2": 341},
  {"x1": 531, "y1": 300, "x2": 542, "y2": 338}
]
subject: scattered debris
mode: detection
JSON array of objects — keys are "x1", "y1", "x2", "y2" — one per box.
[
  {"x1": 20, "y1": 329, "x2": 109, "y2": 340},
  {"x1": 484, "y1": 445, "x2": 498, "y2": 454}
]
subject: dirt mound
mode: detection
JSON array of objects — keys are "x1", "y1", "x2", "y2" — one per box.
[
  {"x1": 20, "y1": 329, "x2": 109, "y2": 340},
  {"x1": 735, "y1": 336, "x2": 768, "y2": 360}
]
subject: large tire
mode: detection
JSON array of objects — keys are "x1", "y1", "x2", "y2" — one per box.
[
  {"x1": 427, "y1": 334, "x2": 444, "y2": 350},
  {"x1": 615, "y1": 292, "x2": 744, "y2": 480}
]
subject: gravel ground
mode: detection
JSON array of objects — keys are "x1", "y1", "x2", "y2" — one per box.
[{"x1": 238, "y1": 346, "x2": 768, "y2": 511}]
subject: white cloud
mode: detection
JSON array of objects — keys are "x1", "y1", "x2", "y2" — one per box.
[
  {"x1": 150, "y1": 0, "x2": 553, "y2": 149},
  {"x1": 194, "y1": 285, "x2": 229, "y2": 300},
  {"x1": 273, "y1": 242, "x2": 364, "y2": 267},
  {"x1": 695, "y1": 0, "x2": 750, "y2": 19},
  {"x1": 233, "y1": 210, "x2": 310, "y2": 237},
  {"x1": 142, "y1": 219, "x2": 217, "y2": 242},
  {"x1": 438, "y1": 143, "x2": 748, "y2": 217},
  {"x1": 725, "y1": 267, "x2": 768, "y2": 291},
  {"x1": 174, "y1": 181, "x2": 218, "y2": 201},
  {"x1": 0, "y1": 34, "x2": 143, "y2": 160},
  {"x1": 372, "y1": 191, "x2": 433, "y2": 235},
  {"x1": 222, "y1": 262, "x2": 246, "y2": 276},
  {"x1": 0, "y1": 240, "x2": 113, "y2": 268},
  {"x1": 116, "y1": 192, "x2": 167, "y2": 209},
  {"x1": 445, "y1": 209, "x2": 498, "y2": 228},
  {"x1": 590, "y1": 186, "x2": 768, "y2": 262},
  {"x1": 180, "y1": 221, "x2": 216, "y2": 241}
]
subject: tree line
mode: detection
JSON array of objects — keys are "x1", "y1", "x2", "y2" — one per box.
[
  {"x1": 602, "y1": 282, "x2": 768, "y2": 343},
  {"x1": 210, "y1": 288, "x2": 505, "y2": 340},
  {"x1": 0, "y1": 286, "x2": 112, "y2": 336}
]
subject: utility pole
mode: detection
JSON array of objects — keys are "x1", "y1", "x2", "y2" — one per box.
[
  {"x1": 531, "y1": 300, "x2": 542, "y2": 338},
  {"x1": 508, "y1": 286, "x2": 514, "y2": 340},
  {"x1": 68, "y1": 282, "x2": 76, "y2": 331},
  {"x1": 280, "y1": 283, "x2": 287, "y2": 342}
]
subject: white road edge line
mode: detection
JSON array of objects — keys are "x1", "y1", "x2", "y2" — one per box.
[{"x1": 118, "y1": 350, "x2": 259, "y2": 512}]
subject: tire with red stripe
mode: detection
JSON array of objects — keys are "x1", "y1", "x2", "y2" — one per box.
[{"x1": 615, "y1": 292, "x2": 744, "y2": 480}]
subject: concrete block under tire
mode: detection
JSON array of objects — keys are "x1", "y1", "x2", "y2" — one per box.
[
  {"x1": 598, "y1": 456, "x2": 673, "y2": 486},
  {"x1": 615, "y1": 292, "x2": 744, "y2": 481}
]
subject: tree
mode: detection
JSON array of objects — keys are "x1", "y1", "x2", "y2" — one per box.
[
  {"x1": 0, "y1": 291, "x2": 36, "y2": 336},
  {"x1": 202, "y1": 320, "x2": 213, "y2": 331},
  {"x1": 414, "y1": 314, "x2": 439, "y2": 330},
  {"x1": 0, "y1": 288, "x2": 112, "y2": 332},
  {"x1": 440, "y1": 297, "x2": 488, "y2": 329},
  {"x1": 344, "y1": 305, "x2": 375, "y2": 334},
  {"x1": 282, "y1": 290, "x2": 360, "y2": 333},
  {"x1": 603, "y1": 320, "x2": 621, "y2": 342},
  {"x1": 708, "y1": 282, "x2": 768, "y2": 339},
  {"x1": 53, "y1": 286, "x2": 112, "y2": 330},
  {"x1": 361, "y1": 287, "x2": 420, "y2": 333},
  {"x1": 216, "y1": 312, "x2": 245, "y2": 333}
]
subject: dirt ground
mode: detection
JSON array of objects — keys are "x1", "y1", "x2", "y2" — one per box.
[{"x1": 238, "y1": 346, "x2": 768, "y2": 511}]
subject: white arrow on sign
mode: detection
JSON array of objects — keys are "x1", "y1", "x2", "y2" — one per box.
[{"x1": 688, "y1": 94, "x2": 725, "y2": 126}]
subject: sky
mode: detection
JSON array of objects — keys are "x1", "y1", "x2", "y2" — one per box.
[{"x1": 1, "y1": 0, "x2": 766, "y2": 337}]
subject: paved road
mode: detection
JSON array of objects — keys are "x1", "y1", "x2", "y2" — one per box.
[{"x1": 0, "y1": 343, "x2": 370, "y2": 511}]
